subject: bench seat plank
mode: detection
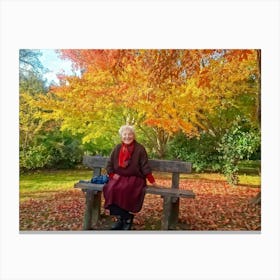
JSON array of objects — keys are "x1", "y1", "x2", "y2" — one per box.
[
  {"x1": 74, "y1": 182, "x2": 104, "y2": 191},
  {"x1": 146, "y1": 186, "x2": 195, "y2": 198},
  {"x1": 74, "y1": 182, "x2": 195, "y2": 198}
]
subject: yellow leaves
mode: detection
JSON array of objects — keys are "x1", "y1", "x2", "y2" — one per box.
[
  {"x1": 199, "y1": 50, "x2": 258, "y2": 91},
  {"x1": 38, "y1": 49, "x2": 259, "y2": 147},
  {"x1": 178, "y1": 120, "x2": 199, "y2": 136}
]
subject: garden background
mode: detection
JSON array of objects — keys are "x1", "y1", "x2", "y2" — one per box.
[{"x1": 19, "y1": 49, "x2": 261, "y2": 231}]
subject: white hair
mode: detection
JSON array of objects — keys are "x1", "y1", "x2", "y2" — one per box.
[{"x1": 118, "y1": 125, "x2": 136, "y2": 137}]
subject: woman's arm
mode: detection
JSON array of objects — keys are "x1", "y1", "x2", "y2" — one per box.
[{"x1": 138, "y1": 145, "x2": 156, "y2": 185}]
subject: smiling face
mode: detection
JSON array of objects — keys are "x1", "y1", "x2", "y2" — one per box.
[{"x1": 121, "y1": 129, "x2": 135, "y2": 145}]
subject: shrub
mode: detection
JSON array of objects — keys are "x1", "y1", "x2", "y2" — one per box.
[
  {"x1": 217, "y1": 120, "x2": 260, "y2": 185},
  {"x1": 167, "y1": 132, "x2": 221, "y2": 172},
  {"x1": 20, "y1": 145, "x2": 52, "y2": 170},
  {"x1": 20, "y1": 131, "x2": 84, "y2": 171}
]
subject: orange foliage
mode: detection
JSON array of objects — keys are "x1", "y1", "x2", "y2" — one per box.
[{"x1": 37, "y1": 49, "x2": 259, "y2": 155}]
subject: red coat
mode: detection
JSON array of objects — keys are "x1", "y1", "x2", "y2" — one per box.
[{"x1": 103, "y1": 141, "x2": 152, "y2": 212}]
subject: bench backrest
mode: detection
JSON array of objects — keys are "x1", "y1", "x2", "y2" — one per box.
[
  {"x1": 83, "y1": 155, "x2": 192, "y2": 189},
  {"x1": 83, "y1": 155, "x2": 192, "y2": 173}
]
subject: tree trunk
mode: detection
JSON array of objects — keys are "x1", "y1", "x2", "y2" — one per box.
[
  {"x1": 251, "y1": 50, "x2": 261, "y2": 205},
  {"x1": 154, "y1": 128, "x2": 169, "y2": 159},
  {"x1": 256, "y1": 49, "x2": 261, "y2": 126},
  {"x1": 250, "y1": 191, "x2": 261, "y2": 205}
]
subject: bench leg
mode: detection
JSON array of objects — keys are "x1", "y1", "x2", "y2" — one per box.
[
  {"x1": 161, "y1": 197, "x2": 180, "y2": 230},
  {"x1": 83, "y1": 190, "x2": 102, "y2": 230}
]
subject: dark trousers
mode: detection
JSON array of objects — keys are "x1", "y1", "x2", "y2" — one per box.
[{"x1": 108, "y1": 204, "x2": 131, "y2": 220}]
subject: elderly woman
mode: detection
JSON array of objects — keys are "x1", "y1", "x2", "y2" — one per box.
[{"x1": 103, "y1": 125, "x2": 156, "y2": 230}]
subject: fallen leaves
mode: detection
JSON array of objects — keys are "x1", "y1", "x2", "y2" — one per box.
[
  {"x1": 19, "y1": 178, "x2": 261, "y2": 231},
  {"x1": 177, "y1": 179, "x2": 261, "y2": 231},
  {"x1": 20, "y1": 190, "x2": 85, "y2": 231}
]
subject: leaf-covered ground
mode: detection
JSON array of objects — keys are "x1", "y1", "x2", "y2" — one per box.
[{"x1": 20, "y1": 173, "x2": 261, "y2": 231}]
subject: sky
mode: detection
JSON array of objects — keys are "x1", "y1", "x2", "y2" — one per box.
[{"x1": 39, "y1": 49, "x2": 74, "y2": 85}]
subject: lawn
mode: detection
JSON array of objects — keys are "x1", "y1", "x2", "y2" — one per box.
[
  {"x1": 20, "y1": 169, "x2": 93, "y2": 201},
  {"x1": 19, "y1": 168, "x2": 261, "y2": 231}
]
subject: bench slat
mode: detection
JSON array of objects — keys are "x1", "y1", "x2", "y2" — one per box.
[
  {"x1": 74, "y1": 182, "x2": 195, "y2": 198},
  {"x1": 148, "y1": 159, "x2": 192, "y2": 173},
  {"x1": 83, "y1": 156, "x2": 108, "y2": 169},
  {"x1": 83, "y1": 156, "x2": 192, "y2": 173},
  {"x1": 74, "y1": 182, "x2": 104, "y2": 191},
  {"x1": 146, "y1": 186, "x2": 195, "y2": 198}
]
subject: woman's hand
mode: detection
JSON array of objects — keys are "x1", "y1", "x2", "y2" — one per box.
[
  {"x1": 112, "y1": 174, "x2": 120, "y2": 180},
  {"x1": 150, "y1": 182, "x2": 159, "y2": 187}
]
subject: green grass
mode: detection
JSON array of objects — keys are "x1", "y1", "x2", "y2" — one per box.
[
  {"x1": 179, "y1": 160, "x2": 261, "y2": 186},
  {"x1": 238, "y1": 160, "x2": 261, "y2": 174},
  {"x1": 20, "y1": 169, "x2": 93, "y2": 201},
  {"x1": 180, "y1": 173, "x2": 260, "y2": 186},
  {"x1": 20, "y1": 167, "x2": 261, "y2": 202}
]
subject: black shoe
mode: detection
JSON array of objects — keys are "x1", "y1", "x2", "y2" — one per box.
[
  {"x1": 122, "y1": 214, "x2": 134, "y2": 230},
  {"x1": 111, "y1": 217, "x2": 123, "y2": 230}
]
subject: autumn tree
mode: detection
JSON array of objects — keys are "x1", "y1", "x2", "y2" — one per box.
[
  {"x1": 194, "y1": 50, "x2": 261, "y2": 185},
  {"x1": 195, "y1": 50, "x2": 260, "y2": 132},
  {"x1": 39, "y1": 50, "x2": 211, "y2": 156},
  {"x1": 250, "y1": 49, "x2": 261, "y2": 204},
  {"x1": 19, "y1": 49, "x2": 45, "y2": 79},
  {"x1": 19, "y1": 50, "x2": 49, "y2": 169},
  {"x1": 37, "y1": 49, "x2": 260, "y2": 159},
  {"x1": 19, "y1": 50, "x2": 48, "y2": 151}
]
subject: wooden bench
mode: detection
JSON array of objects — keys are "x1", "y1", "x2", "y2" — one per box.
[{"x1": 74, "y1": 155, "x2": 195, "y2": 230}]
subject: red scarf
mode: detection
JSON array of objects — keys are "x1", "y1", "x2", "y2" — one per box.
[{"x1": 118, "y1": 141, "x2": 135, "y2": 168}]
